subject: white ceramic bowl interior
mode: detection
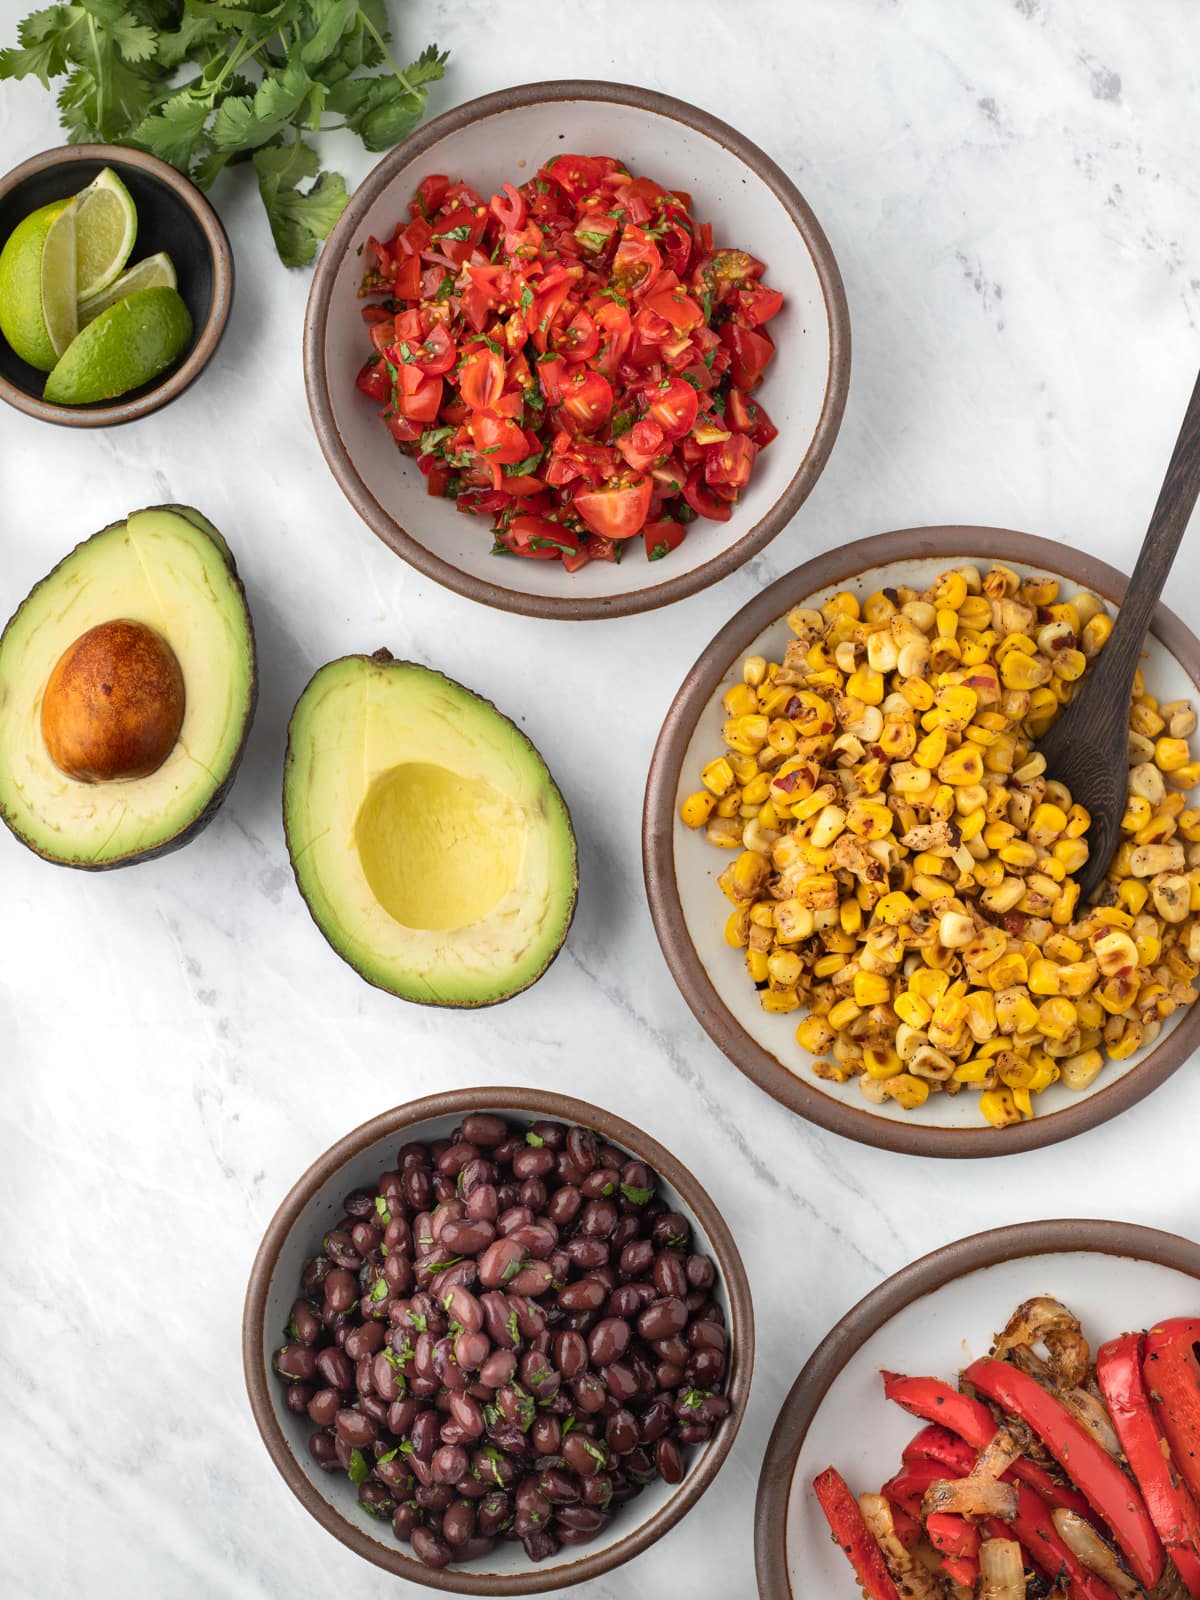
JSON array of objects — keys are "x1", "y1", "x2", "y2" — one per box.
[
  {"x1": 671, "y1": 553, "x2": 1197, "y2": 1131},
  {"x1": 319, "y1": 92, "x2": 833, "y2": 604},
  {"x1": 256, "y1": 1106, "x2": 735, "y2": 1583},
  {"x1": 786, "y1": 1247, "x2": 1200, "y2": 1593}
]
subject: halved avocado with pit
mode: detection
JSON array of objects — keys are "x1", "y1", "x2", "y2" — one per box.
[
  {"x1": 0, "y1": 505, "x2": 256, "y2": 868},
  {"x1": 283, "y1": 653, "x2": 577, "y2": 1006}
]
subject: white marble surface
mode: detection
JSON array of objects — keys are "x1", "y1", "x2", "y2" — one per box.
[{"x1": 3, "y1": 3, "x2": 1200, "y2": 1596}]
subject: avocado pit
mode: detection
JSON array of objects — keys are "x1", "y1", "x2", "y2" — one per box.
[
  {"x1": 354, "y1": 761, "x2": 524, "y2": 932},
  {"x1": 41, "y1": 618, "x2": 185, "y2": 783}
]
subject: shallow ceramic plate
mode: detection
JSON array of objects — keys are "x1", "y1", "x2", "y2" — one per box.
[
  {"x1": 304, "y1": 79, "x2": 850, "y2": 619},
  {"x1": 243, "y1": 1088, "x2": 753, "y2": 1594},
  {"x1": 754, "y1": 1218, "x2": 1200, "y2": 1600},
  {"x1": 643, "y1": 526, "x2": 1200, "y2": 1157}
]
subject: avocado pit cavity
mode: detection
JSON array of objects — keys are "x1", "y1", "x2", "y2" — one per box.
[
  {"x1": 354, "y1": 761, "x2": 524, "y2": 933},
  {"x1": 41, "y1": 617, "x2": 185, "y2": 783}
]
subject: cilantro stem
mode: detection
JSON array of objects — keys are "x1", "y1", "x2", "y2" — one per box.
[
  {"x1": 87, "y1": 13, "x2": 105, "y2": 137},
  {"x1": 360, "y1": 12, "x2": 417, "y2": 96}
]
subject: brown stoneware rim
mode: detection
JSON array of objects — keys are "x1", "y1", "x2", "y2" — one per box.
[
  {"x1": 643, "y1": 524, "x2": 1200, "y2": 1157},
  {"x1": 303, "y1": 78, "x2": 851, "y2": 620},
  {"x1": 243, "y1": 1086, "x2": 754, "y2": 1594},
  {"x1": 753, "y1": 1217, "x2": 1200, "y2": 1599},
  {"x1": 0, "y1": 143, "x2": 233, "y2": 427}
]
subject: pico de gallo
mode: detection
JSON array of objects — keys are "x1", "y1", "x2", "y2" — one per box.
[
  {"x1": 814, "y1": 1298, "x2": 1200, "y2": 1600},
  {"x1": 354, "y1": 152, "x2": 783, "y2": 571}
]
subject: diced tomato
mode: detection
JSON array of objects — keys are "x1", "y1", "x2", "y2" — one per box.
[
  {"x1": 459, "y1": 346, "x2": 506, "y2": 412},
  {"x1": 393, "y1": 252, "x2": 422, "y2": 300},
  {"x1": 616, "y1": 417, "x2": 665, "y2": 474},
  {"x1": 554, "y1": 308, "x2": 600, "y2": 363},
  {"x1": 574, "y1": 476, "x2": 652, "y2": 539},
  {"x1": 559, "y1": 369, "x2": 613, "y2": 434},
  {"x1": 592, "y1": 300, "x2": 632, "y2": 376},
  {"x1": 468, "y1": 410, "x2": 531, "y2": 464},
  {"x1": 611, "y1": 224, "x2": 662, "y2": 295},
  {"x1": 383, "y1": 411, "x2": 421, "y2": 443},
  {"x1": 736, "y1": 285, "x2": 784, "y2": 325},
  {"x1": 426, "y1": 463, "x2": 452, "y2": 497},
  {"x1": 356, "y1": 359, "x2": 391, "y2": 402},
  {"x1": 412, "y1": 174, "x2": 450, "y2": 218},
  {"x1": 413, "y1": 322, "x2": 456, "y2": 376},
  {"x1": 542, "y1": 154, "x2": 608, "y2": 203},
  {"x1": 705, "y1": 431, "x2": 757, "y2": 491},
  {"x1": 369, "y1": 319, "x2": 396, "y2": 355},
  {"x1": 397, "y1": 372, "x2": 443, "y2": 423},
  {"x1": 642, "y1": 517, "x2": 685, "y2": 561},
  {"x1": 507, "y1": 515, "x2": 579, "y2": 560},
  {"x1": 489, "y1": 181, "x2": 527, "y2": 233},
  {"x1": 683, "y1": 466, "x2": 732, "y2": 521},
  {"x1": 647, "y1": 377, "x2": 699, "y2": 440},
  {"x1": 644, "y1": 286, "x2": 703, "y2": 332},
  {"x1": 719, "y1": 322, "x2": 775, "y2": 389},
  {"x1": 584, "y1": 533, "x2": 621, "y2": 562}
]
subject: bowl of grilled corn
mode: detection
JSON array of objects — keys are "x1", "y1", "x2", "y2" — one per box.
[{"x1": 642, "y1": 525, "x2": 1200, "y2": 1156}]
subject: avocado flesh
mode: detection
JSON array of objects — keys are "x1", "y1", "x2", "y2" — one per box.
[
  {"x1": 0, "y1": 506, "x2": 255, "y2": 868},
  {"x1": 284, "y1": 656, "x2": 577, "y2": 1006}
]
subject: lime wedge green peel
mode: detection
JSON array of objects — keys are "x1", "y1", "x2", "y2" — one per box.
[
  {"x1": 41, "y1": 201, "x2": 79, "y2": 359},
  {"x1": 79, "y1": 252, "x2": 177, "y2": 327},
  {"x1": 0, "y1": 200, "x2": 69, "y2": 371},
  {"x1": 73, "y1": 167, "x2": 137, "y2": 298},
  {"x1": 44, "y1": 286, "x2": 192, "y2": 406}
]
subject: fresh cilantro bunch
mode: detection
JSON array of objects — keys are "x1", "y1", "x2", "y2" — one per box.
[{"x1": 0, "y1": 0, "x2": 447, "y2": 265}]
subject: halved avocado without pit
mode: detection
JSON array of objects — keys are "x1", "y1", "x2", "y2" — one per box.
[
  {"x1": 0, "y1": 505, "x2": 256, "y2": 868},
  {"x1": 283, "y1": 654, "x2": 578, "y2": 1006}
]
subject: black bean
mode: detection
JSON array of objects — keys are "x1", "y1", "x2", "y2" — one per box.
[
  {"x1": 439, "y1": 1218, "x2": 496, "y2": 1256},
  {"x1": 274, "y1": 1343, "x2": 316, "y2": 1382},
  {"x1": 334, "y1": 1408, "x2": 376, "y2": 1448},
  {"x1": 558, "y1": 1277, "x2": 606, "y2": 1313},
  {"x1": 343, "y1": 1189, "x2": 376, "y2": 1221},
  {"x1": 323, "y1": 1269, "x2": 357, "y2": 1314},
  {"x1": 315, "y1": 1346, "x2": 353, "y2": 1390},
  {"x1": 478, "y1": 1236, "x2": 525, "y2": 1288},
  {"x1": 564, "y1": 1432, "x2": 609, "y2": 1477},
  {"x1": 307, "y1": 1387, "x2": 339, "y2": 1427},
  {"x1": 538, "y1": 1467, "x2": 581, "y2": 1505},
  {"x1": 637, "y1": 1297, "x2": 688, "y2": 1342},
  {"x1": 651, "y1": 1212, "x2": 691, "y2": 1251},
  {"x1": 588, "y1": 1317, "x2": 630, "y2": 1367},
  {"x1": 465, "y1": 1183, "x2": 499, "y2": 1222},
  {"x1": 566, "y1": 1236, "x2": 609, "y2": 1271},
  {"x1": 581, "y1": 1166, "x2": 620, "y2": 1201},
  {"x1": 387, "y1": 1397, "x2": 418, "y2": 1436},
  {"x1": 308, "y1": 1430, "x2": 337, "y2": 1471},
  {"x1": 343, "y1": 1321, "x2": 385, "y2": 1362},
  {"x1": 411, "y1": 1525, "x2": 452, "y2": 1569},
  {"x1": 554, "y1": 1331, "x2": 588, "y2": 1380},
  {"x1": 442, "y1": 1498, "x2": 477, "y2": 1546},
  {"x1": 285, "y1": 1382, "x2": 312, "y2": 1414},
  {"x1": 606, "y1": 1407, "x2": 640, "y2": 1454},
  {"x1": 410, "y1": 1407, "x2": 440, "y2": 1462},
  {"x1": 581, "y1": 1199, "x2": 618, "y2": 1238},
  {"x1": 565, "y1": 1126, "x2": 597, "y2": 1174},
  {"x1": 556, "y1": 1503, "x2": 609, "y2": 1536},
  {"x1": 547, "y1": 1185, "x2": 582, "y2": 1227},
  {"x1": 461, "y1": 1113, "x2": 508, "y2": 1147},
  {"x1": 523, "y1": 1528, "x2": 560, "y2": 1562},
  {"x1": 477, "y1": 1490, "x2": 512, "y2": 1537},
  {"x1": 512, "y1": 1146, "x2": 554, "y2": 1180},
  {"x1": 432, "y1": 1444, "x2": 468, "y2": 1484},
  {"x1": 391, "y1": 1502, "x2": 418, "y2": 1541},
  {"x1": 654, "y1": 1250, "x2": 688, "y2": 1299},
  {"x1": 357, "y1": 1480, "x2": 394, "y2": 1520},
  {"x1": 531, "y1": 1414, "x2": 561, "y2": 1455},
  {"x1": 529, "y1": 1120, "x2": 565, "y2": 1150},
  {"x1": 478, "y1": 1349, "x2": 517, "y2": 1388}
]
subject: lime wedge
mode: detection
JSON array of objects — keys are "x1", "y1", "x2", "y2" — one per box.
[
  {"x1": 0, "y1": 200, "x2": 70, "y2": 371},
  {"x1": 41, "y1": 201, "x2": 79, "y2": 359},
  {"x1": 43, "y1": 286, "x2": 192, "y2": 406},
  {"x1": 79, "y1": 251, "x2": 177, "y2": 327},
  {"x1": 73, "y1": 167, "x2": 137, "y2": 299}
]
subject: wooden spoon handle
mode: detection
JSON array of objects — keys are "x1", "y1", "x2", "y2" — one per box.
[{"x1": 1098, "y1": 365, "x2": 1200, "y2": 686}]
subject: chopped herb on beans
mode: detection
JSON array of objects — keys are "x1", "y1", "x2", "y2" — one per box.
[
  {"x1": 354, "y1": 155, "x2": 782, "y2": 572},
  {"x1": 273, "y1": 1113, "x2": 729, "y2": 1570}
]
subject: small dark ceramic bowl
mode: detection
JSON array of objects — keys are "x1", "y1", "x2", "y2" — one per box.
[
  {"x1": 243, "y1": 1087, "x2": 754, "y2": 1593},
  {"x1": 0, "y1": 144, "x2": 233, "y2": 426}
]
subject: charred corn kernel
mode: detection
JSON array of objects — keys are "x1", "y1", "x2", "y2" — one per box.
[
  {"x1": 730, "y1": 754, "x2": 759, "y2": 785},
  {"x1": 854, "y1": 971, "x2": 892, "y2": 1007},
  {"x1": 758, "y1": 684, "x2": 793, "y2": 717},
  {"x1": 1060, "y1": 1048, "x2": 1104, "y2": 1090},
  {"x1": 909, "y1": 966, "x2": 951, "y2": 1007},
  {"x1": 981, "y1": 877, "x2": 1026, "y2": 915},
  {"x1": 746, "y1": 948, "x2": 770, "y2": 984},
  {"x1": 1168, "y1": 762, "x2": 1200, "y2": 791},
  {"x1": 742, "y1": 773, "x2": 775, "y2": 807},
  {"x1": 915, "y1": 727, "x2": 948, "y2": 769},
  {"x1": 932, "y1": 570, "x2": 969, "y2": 610},
  {"x1": 1156, "y1": 737, "x2": 1191, "y2": 773},
  {"x1": 723, "y1": 713, "x2": 770, "y2": 754},
  {"x1": 823, "y1": 930, "x2": 858, "y2": 954},
  {"x1": 701, "y1": 758, "x2": 735, "y2": 797},
  {"x1": 845, "y1": 666, "x2": 884, "y2": 706},
  {"x1": 999, "y1": 839, "x2": 1038, "y2": 870},
  {"x1": 813, "y1": 953, "x2": 847, "y2": 978},
  {"x1": 743, "y1": 654, "x2": 768, "y2": 687},
  {"x1": 1037, "y1": 997, "x2": 1078, "y2": 1040},
  {"x1": 1122, "y1": 795, "x2": 1154, "y2": 832},
  {"x1": 723, "y1": 683, "x2": 759, "y2": 717},
  {"x1": 823, "y1": 590, "x2": 860, "y2": 621},
  {"x1": 1028, "y1": 803, "x2": 1068, "y2": 847},
  {"x1": 1081, "y1": 612, "x2": 1114, "y2": 654},
  {"x1": 716, "y1": 793, "x2": 743, "y2": 819},
  {"x1": 826, "y1": 996, "x2": 862, "y2": 1031},
  {"x1": 1130, "y1": 841, "x2": 1186, "y2": 877},
  {"x1": 927, "y1": 786, "x2": 955, "y2": 825},
  {"x1": 792, "y1": 784, "x2": 840, "y2": 823},
  {"x1": 937, "y1": 746, "x2": 985, "y2": 786},
  {"x1": 1114, "y1": 880, "x2": 1148, "y2": 917},
  {"x1": 988, "y1": 952, "x2": 1029, "y2": 990},
  {"x1": 879, "y1": 721, "x2": 918, "y2": 762},
  {"x1": 1180, "y1": 808, "x2": 1200, "y2": 843},
  {"x1": 1049, "y1": 839, "x2": 1089, "y2": 881},
  {"x1": 894, "y1": 991, "x2": 933, "y2": 1029},
  {"x1": 773, "y1": 902, "x2": 815, "y2": 944},
  {"x1": 1107, "y1": 1019, "x2": 1144, "y2": 1061},
  {"x1": 1131, "y1": 700, "x2": 1167, "y2": 738},
  {"x1": 731, "y1": 851, "x2": 770, "y2": 898},
  {"x1": 935, "y1": 607, "x2": 959, "y2": 639},
  {"x1": 886, "y1": 1073, "x2": 930, "y2": 1109},
  {"x1": 761, "y1": 988, "x2": 801, "y2": 1014},
  {"x1": 876, "y1": 891, "x2": 916, "y2": 926},
  {"x1": 768, "y1": 950, "x2": 804, "y2": 987},
  {"x1": 863, "y1": 1045, "x2": 902, "y2": 1079},
  {"x1": 983, "y1": 820, "x2": 1018, "y2": 851},
  {"x1": 1097, "y1": 974, "x2": 1138, "y2": 1014},
  {"x1": 898, "y1": 673, "x2": 936, "y2": 713},
  {"x1": 810, "y1": 804, "x2": 847, "y2": 849},
  {"x1": 838, "y1": 899, "x2": 863, "y2": 938},
  {"x1": 846, "y1": 801, "x2": 894, "y2": 838},
  {"x1": 996, "y1": 988, "x2": 1039, "y2": 1032},
  {"x1": 1028, "y1": 959, "x2": 1061, "y2": 996},
  {"x1": 963, "y1": 990, "x2": 997, "y2": 1040},
  {"x1": 766, "y1": 718, "x2": 797, "y2": 756},
  {"x1": 1135, "y1": 930, "x2": 1162, "y2": 966},
  {"x1": 795, "y1": 1015, "x2": 835, "y2": 1054},
  {"x1": 681, "y1": 791, "x2": 717, "y2": 827},
  {"x1": 725, "y1": 908, "x2": 750, "y2": 947},
  {"x1": 954, "y1": 1058, "x2": 994, "y2": 1084},
  {"x1": 964, "y1": 929, "x2": 1007, "y2": 970},
  {"x1": 938, "y1": 912, "x2": 975, "y2": 948},
  {"x1": 866, "y1": 632, "x2": 900, "y2": 673},
  {"x1": 1052, "y1": 648, "x2": 1087, "y2": 681},
  {"x1": 1152, "y1": 874, "x2": 1191, "y2": 923},
  {"x1": 980, "y1": 1088, "x2": 1021, "y2": 1128}
]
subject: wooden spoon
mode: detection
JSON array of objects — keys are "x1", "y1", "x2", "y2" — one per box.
[{"x1": 1038, "y1": 367, "x2": 1200, "y2": 900}]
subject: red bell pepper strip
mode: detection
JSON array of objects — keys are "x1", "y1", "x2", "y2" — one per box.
[
  {"x1": 985, "y1": 1487, "x2": 1120, "y2": 1600},
  {"x1": 940, "y1": 1554, "x2": 979, "y2": 1589},
  {"x1": 880, "y1": 1458, "x2": 943, "y2": 1520},
  {"x1": 882, "y1": 1371, "x2": 1099, "y2": 1525},
  {"x1": 926, "y1": 1511, "x2": 980, "y2": 1559},
  {"x1": 1098, "y1": 1333, "x2": 1200, "y2": 1596},
  {"x1": 1144, "y1": 1320, "x2": 1200, "y2": 1504},
  {"x1": 813, "y1": 1467, "x2": 901, "y2": 1600},
  {"x1": 966, "y1": 1357, "x2": 1163, "y2": 1591},
  {"x1": 901, "y1": 1425, "x2": 977, "y2": 1476},
  {"x1": 888, "y1": 1503, "x2": 921, "y2": 1551}
]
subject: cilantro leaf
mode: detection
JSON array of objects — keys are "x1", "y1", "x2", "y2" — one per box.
[
  {"x1": 254, "y1": 136, "x2": 348, "y2": 267},
  {"x1": 348, "y1": 1447, "x2": 369, "y2": 1485},
  {"x1": 128, "y1": 92, "x2": 212, "y2": 170}
]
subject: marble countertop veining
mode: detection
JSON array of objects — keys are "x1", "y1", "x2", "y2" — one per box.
[{"x1": 3, "y1": 2, "x2": 1200, "y2": 1595}]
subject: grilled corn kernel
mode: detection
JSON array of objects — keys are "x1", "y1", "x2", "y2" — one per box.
[
  {"x1": 761, "y1": 988, "x2": 801, "y2": 1014},
  {"x1": 813, "y1": 953, "x2": 847, "y2": 978},
  {"x1": 854, "y1": 971, "x2": 892, "y2": 1008},
  {"x1": 725, "y1": 908, "x2": 750, "y2": 947},
  {"x1": 1168, "y1": 761, "x2": 1200, "y2": 791},
  {"x1": 1060, "y1": 1048, "x2": 1104, "y2": 1091},
  {"x1": 701, "y1": 758, "x2": 735, "y2": 797},
  {"x1": 846, "y1": 801, "x2": 894, "y2": 839},
  {"x1": 938, "y1": 912, "x2": 974, "y2": 948},
  {"x1": 1037, "y1": 997, "x2": 1078, "y2": 1040},
  {"x1": 980, "y1": 1088, "x2": 1021, "y2": 1128},
  {"x1": 723, "y1": 683, "x2": 759, "y2": 717},
  {"x1": 938, "y1": 746, "x2": 985, "y2": 786},
  {"x1": 681, "y1": 791, "x2": 716, "y2": 828},
  {"x1": 1028, "y1": 958, "x2": 1061, "y2": 996},
  {"x1": 999, "y1": 839, "x2": 1038, "y2": 870},
  {"x1": 723, "y1": 713, "x2": 770, "y2": 754},
  {"x1": 915, "y1": 727, "x2": 948, "y2": 769},
  {"x1": 768, "y1": 949, "x2": 804, "y2": 987},
  {"x1": 826, "y1": 996, "x2": 862, "y2": 1031},
  {"x1": 1051, "y1": 837, "x2": 1089, "y2": 875},
  {"x1": 1152, "y1": 874, "x2": 1191, "y2": 923},
  {"x1": 795, "y1": 1015, "x2": 835, "y2": 1054},
  {"x1": 1081, "y1": 613, "x2": 1113, "y2": 655},
  {"x1": 886, "y1": 1074, "x2": 930, "y2": 1109},
  {"x1": 894, "y1": 991, "x2": 933, "y2": 1029},
  {"x1": 743, "y1": 654, "x2": 768, "y2": 687},
  {"x1": 1129, "y1": 841, "x2": 1186, "y2": 877},
  {"x1": 863, "y1": 1045, "x2": 902, "y2": 1079}
]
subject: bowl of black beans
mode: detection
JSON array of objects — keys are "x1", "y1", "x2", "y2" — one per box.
[{"x1": 243, "y1": 1088, "x2": 753, "y2": 1593}]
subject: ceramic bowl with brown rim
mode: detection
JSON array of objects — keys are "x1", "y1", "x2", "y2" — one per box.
[
  {"x1": 0, "y1": 144, "x2": 233, "y2": 427},
  {"x1": 303, "y1": 79, "x2": 850, "y2": 620},
  {"x1": 643, "y1": 526, "x2": 1200, "y2": 1158},
  {"x1": 754, "y1": 1217, "x2": 1200, "y2": 1599},
  {"x1": 243, "y1": 1087, "x2": 753, "y2": 1593}
]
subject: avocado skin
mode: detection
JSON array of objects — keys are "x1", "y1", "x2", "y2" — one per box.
[
  {"x1": 283, "y1": 651, "x2": 579, "y2": 1007},
  {"x1": 0, "y1": 504, "x2": 258, "y2": 870}
]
